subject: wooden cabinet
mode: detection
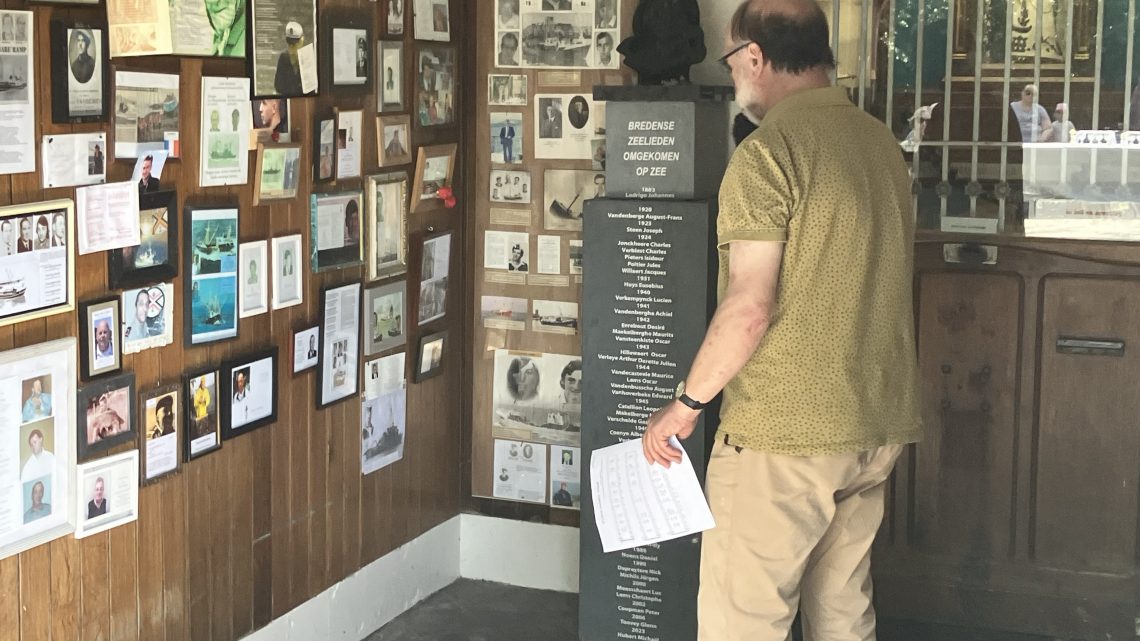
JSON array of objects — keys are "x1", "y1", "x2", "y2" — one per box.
[{"x1": 873, "y1": 235, "x2": 1140, "y2": 640}]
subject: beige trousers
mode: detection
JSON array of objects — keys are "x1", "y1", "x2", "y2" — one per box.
[{"x1": 697, "y1": 438, "x2": 903, "y2": 641}]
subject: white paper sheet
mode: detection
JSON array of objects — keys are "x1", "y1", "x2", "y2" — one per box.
[
  {"x1": 590, "y1": 437, "x2": 715, "y2": 553},
  {"x1": 42, "y1": 132, "x2": 107, "y2": 189},
  {"x1": 298, "y1": 44, "x2": 318, "y2": 95},
  {"x1": 0, "y1": 11, "x2": 36, "y2": 176},
  {"x1": 76, "y1": 182, "x2": 141, "y2": 255}
]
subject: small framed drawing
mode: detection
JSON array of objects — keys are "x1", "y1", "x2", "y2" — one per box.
[
  {"x1": 220, "y1": 347, "x2": 278, "y2": 439},
  {"x1": 139, "y1": 383, "x2": 180, "y2": 483},
  {"x1": 184, "y1": 367, "x2": 221, "y2": 460},
  {"x1": 365, "y1": 171, "x2": 408, "y2": 281},
  {"x1": 314, "y1": 114, "x2": 336, "y2": 183},
  {"x1": 413, "y1": 0, "x2": 450, "y2": 42},
  {"x1": 108, "y1": 189, "x2": 178, "y2": 289},
  {"x1": 377, "y1": 114, "x2": 412, "y2": 166},
  {"x1": 418, "y1": 230, "x2": 451, "y2": 325},
  {"x1": 74, "y1": 450, "x2": 139, "y2": 540},
  {"x1": 415, "y1": 46, "x2": 455, "y2": 126},
  {"x1": 293, "y1": 325, "x2": 320, "y2": 373},
  {"x1": 318, "y1": 282, "x2": 362, "y2": 409},
  {"x1": 238, "y1": 241, "x2": 269, "y2": 318},
  {"x1": 387, "y1": 0, "x2": 405, "y2": 35},
  {"x1": 327, "y1": 14, "x2": 371, "y2": 91},
  {"x1": 76, "y1": 372, "x2": 136, "y2": 462},
  {"x1": 310, "y1": 191, "x2": 365, "y2": 272},
  {"x1": 50, "y1": 20, "x2": 109, "y2": 124},
  {"x1": 253, "y1": 143, "x2": 302, "y2": 205},
  {"x1": 377, "y1": 40, "x2": 404, "y2": 112},
  {"x1": 364, "y1": 280, "x2": 407, "y2": 356},
  {"x1": 185, "y1": 205, "x2": 239, "y2": 346},
  {"x1": 271, "y1": 234, "x2": 304, "y2": 310},
  {"x1": 410, "y1": 143, "x2": 456, "y2": 213},
  {"x1": 78, "y1": 297, "x2": 121, "y2": 380},
  {"x1": 0, "y1": 199, "x2": 75, "y2": 329},
  {"x1": 415, "y1": 330, "x2": 447, "y2": 382}
]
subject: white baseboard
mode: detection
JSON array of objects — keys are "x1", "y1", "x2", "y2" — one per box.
[{"x1": 239, "y1": 513, "x2": 581, "y2": 641}]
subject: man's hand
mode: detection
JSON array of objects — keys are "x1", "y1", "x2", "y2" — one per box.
[{"x1": 642, "y1": 401, "x2": 699, "y2": 468}]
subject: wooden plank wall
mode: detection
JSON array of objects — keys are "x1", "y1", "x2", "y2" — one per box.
[{"x1": 0, "y1": 0, "x2": 467, "y2": 638}]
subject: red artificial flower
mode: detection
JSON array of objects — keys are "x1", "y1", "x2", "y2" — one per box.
[
  {"x1": 436, "y1": 186, "x2": 453, "y2": 200},
  {"x1": 444, "y1": 196, "x2": 457, "y2": 208},
  {"x1": 270, "y1": 130, "x2": 280, "y2": 143}
]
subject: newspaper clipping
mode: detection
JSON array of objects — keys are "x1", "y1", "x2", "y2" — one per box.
[
  {"x1": 361, "y1": 351, "x2": 406, "y2": 475},
  {"x1": 0, "y1": 11, "x2": 35, "y2": 176},
  {"x1": 200, "y1": 77, "x2": 252, "y2": 187}
]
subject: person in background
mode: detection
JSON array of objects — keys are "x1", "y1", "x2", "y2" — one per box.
[
  {"x1": 1010, "y1": 83, "x2": 1051, "y2": 142},
  {"x1": 1042, "y1": 103, "x2": 1075, "y2": 143}
]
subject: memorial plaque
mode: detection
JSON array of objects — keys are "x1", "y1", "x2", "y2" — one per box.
[{"x1": 579, "y1": 198, "x2": 719, "y2": 641}]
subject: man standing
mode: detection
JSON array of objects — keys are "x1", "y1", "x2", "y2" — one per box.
[
  {"x1": 641, "y1": 1, "x2": 922, "y2": 640},
  {"x1": 499, "y1": 118, "x2": 515, "y2": 163},
  {"x1": 274, "y1": 21, "x2": 306, "y2": 96},
  {"x1": 540, "y1": 103, "x2": 562, "y2": 138},
  {"x1": 138, "y1": 155, "x2": 161, "y2": 194}
]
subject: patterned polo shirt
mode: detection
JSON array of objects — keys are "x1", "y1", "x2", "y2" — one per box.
[{"x1": 715, "y1": 86, "x2": 923, "y2": 456}]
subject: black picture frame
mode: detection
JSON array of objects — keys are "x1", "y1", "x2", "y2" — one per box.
[
  {"x1": 183, "y1": 366, "x2": 222, "y2": 461},
  {"x1": 184, "y1": 203, "x2": 240, "y2": 347},
  {"x1": 76, "y1": 371, "x2": 137, "y2": 462},
  {"x1": 108, "y1": 189, "x2": 179, "y2": 289},
  {"x1": 78, "y1": 296, "x2": 122, "y2": 380},
  {"x1": 50, "y1": 19, "x2": 109, "y2": 124},
  {"x1": 414, "y1": 329, "x2": 447, "y2": 382},
  {"x1": 139, "y1": 383, "x2": 181, "y2": 484},
  {"x1": 317, "y1": 282, "x2": 362, "y2": 409},
  {"x1": 325, "y1": 10, "x2": 372, "y2": 94},
  {"x1": 248, "y1": 0, "x2": 319, "y2": 99},
  {"x1": 220, "y1": 347, "x2": 279, "y2": 439}
]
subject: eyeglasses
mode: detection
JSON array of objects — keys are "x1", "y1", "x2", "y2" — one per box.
[{"x1": 718, "y1": 41, "x2": 753, "y2": 72}]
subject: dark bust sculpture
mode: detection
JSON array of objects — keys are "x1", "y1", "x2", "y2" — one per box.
[{"x1": 617, "y1": 0, "x2": 706, "y2": 84}]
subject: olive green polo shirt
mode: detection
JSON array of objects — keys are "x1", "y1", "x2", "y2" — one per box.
[{"x1": 715, "y1": 86, "x2": 923, "y2": 456}]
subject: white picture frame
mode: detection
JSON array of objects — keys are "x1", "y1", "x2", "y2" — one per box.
[
  {"x1": 74, "y1": 449, "x2": 139, "y2": 539},
  {"x1": 271, "y1": 234, "x2": 304, "y2": 310},
  {"x1": 238, "y1": 240, "x2": 269, "y2": 318}
]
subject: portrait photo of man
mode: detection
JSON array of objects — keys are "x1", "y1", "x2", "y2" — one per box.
[
  {"x1": 17, "y1": 217, "x2": 33, "y2": 253},
  {"x1": 1, "y1": 220, "x2": 14, "y2": 255},
  {"x1": 23, "y1": 479, "x2": 51, "y2": 524},
  {"x1": 540, "y1": 101, "x2": 562, "y2": 138},
  {"x1": 51, "y1": 213, "x2": 66, "y2": 248},
  {"x1": 553, "y1": 482, "x2": 573, "y2": 506},
  {"x1": 69, "y1": 29, "x2": 96, "y2": 84},
  {"x1": 87, "y1": 476, "x2": 108, "y2": 519},
  {"x1": 384, "y1": 125, "x2": 407, "y2": 159},
  {"x1": 596, "y1": 0, "x2": 617, "y2": 28},
  {"x1": 93, "y1": 316, "x2": 114, "y2": 360},
  {"x1": 506, "y1": 356, "x2": 540, "y2": 401},
  {"x1": 148, "y1": 394, "x2": 175, "y2": 439},
  {"x1": 497, "y1": 0, "x2": 519, "y2": 28},
  {"x1": 138, "y1": 154, "x2": 161, "y2": 194},
  {"x1": 497, "y1": 32, "x2": 519, "y2": 66},
  {"x1": 21, "y1": 428, "x2": 55, "y2": 482},
  {"x1": 22, "y1": 377, "x2": 52, "y2": 423},
  {"x1": 595, "y1": 32, "x2": 615, "y2": 66}
]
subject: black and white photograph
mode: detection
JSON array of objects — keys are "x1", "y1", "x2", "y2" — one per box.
[
  {"x1": 534, "y1": 93, "x2": 601, "y2": 158},
  {"x1": 76, "y1": 372, "x2": 136, "y2": 461},
  {"x1": 418, "y1": 232, "x2": 451, "y2": 325},
  {"x1": 415, "y1": 330, "x2": 446, "y2": 382},
  {"x1": 292, "y1": 325, "x2": 319, "y2": 373},
  {"x1": 544, "y1": 169, "x2": 599, "y2": 231},
  {"x1": 74, "y1": 450, "x2": 139, "y2": 539},
  {"x1": 310, "y1": 191, "x2": 364, "y2": 272},
  {"x1": 140, "y1": 384, "x2": 179, "y2": 482},
  {"x1": 496, "y1": 0, "x2": 519, "y2": 28},
  {"x1": 593, "y1": 30, "x2": 616, "y2": 66},
  {"x1": 362, "y1": 351, "x2": 406, "y2": 474},
  {"x1": 531, "y1": 299, "x2": 578, "y2": 335},
  {"x1": 537, "y1": 96, "x2": 562, "y2": 138},
  {"x1": 271, "y1": 234, "x2": 303, "y2": 309},
  {"x1": 415, "y1": 47, "x2": 455, "y2": 126},
  {"x1": 378, "y1": 115, "x2": 412, "y2": 166},
  {"x1": 250, "y1": 98, "x2": 290, "y2": 146},
  {"x1": 489, "y1": 170, "x2": 531, "y2": 204},
  {"x1": 378, "y1": 40, "x2": 404, "y2": 112},
  {"x1": 185, "y1": 369, "x2": 221, "y2": 459},
  {"x1": 366, "y1": 171, "x2": 408, "y2": 281},
  {"x1": 496, "y1": 31, "x2": 519, "y2": 66},
  {"x1": 364, "y1": 280, "x2": 407, "y2": 356},
  {"x1": 51, "y1": 21, "x2": 107, "y2": 123},
  {"x1": 238, "y1": 240, "x2": 268, "y2": 318},
  {"x1": 568, "y1": 239, "x2": 582, "y2": 275},
  {"x1": 79, "y1": 297, "x2": 120, "y2": 379},
  {"x1": 488, "y1": 74, "x2": 527, "y2": 106},
  {"x1": 491, "y1": 350, "x2": 581, "y2": 446},
  {"x1": 495, "y1": 0, "x2": 620, "y2": 69},
  {"x1": 492, "y1": 438, "x2": 546, "y2": 504},
  {"x1": 113, "y1": 71, "x2": 181, "y2": 159},
  {"x1": 520, "y1": 12, "x2": 591, "y2": 67},
  {"x1": 221, "y1": 348, "x2": 278, "y2": 438},
  {"x1": 121, "y1": 283, "x2": 174, "y2": 354},
  {"x1": 483, "y1": 230, "x2": 530, "y2": 272},
  {"x1": 331, "y1": 25, "x2": 369, "y2": 88},
  {"x1": 318, "y1": 282, "x2": 362, "y2": 408},
  {"x1": 481, "y1": 295, "x2": 527, "y2": 331},
  {"x1": 549, "y1": 444, "x2": 580, "y2": 509},
  {"x1": 387, "y1": 0, "x2": 404, "y2": 34},
  {"x1": 413, "y1": 0, "x2": 450, "y2": 42},
  {"x1": 490, "y1": 112, "x2": 523, "y2": 164},
  {"x1": 250, "y1": 0, "x2": 318, "y2": 97},
  {"x1": 0, "y1": 201, "x2": 75, "y2": 329}
]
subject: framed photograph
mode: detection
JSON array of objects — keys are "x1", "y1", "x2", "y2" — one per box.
[
  {"x1": 238, "y1": 240, "x2": 269, "y2": 318},
  {"x1": 250, "y1": 98, "x2": 290, "y2": 146},
  {"x1": 413, "y1": 0, "x2": 450, "y2": 41},
  {"x1": 121, "y1": 283, "x2": 174, "y2": 354},
  {"x1": 378, "y1": 40, "x2": 404, "y2": 112},
  {"x1": 310, "y1": 191, "x2": 364, "y2": 272},
  {"x1": 364, "y1": 280, "x2": 407, "y2": 356},
  {"x1": 76, "y1": 372, "x2": 136, "y2": 462},
  {"x1": 377, "y1": 115, "x2": 412, "y2": 166},
  {"x1": 491, "y1": 350, "x2": 582, "y2": 446},
  {"x1": 293, "y1": 325, "x2": 319, "y2": 373},
  {"x1": 74, "y1": 450, "x2": 139, "y2": 540},
  {"x1": 184, "y1": 368, "x2": 221, "y2": 460},
  {"x1": 543, "y1": 169, "x2": 601, "y2": 231},
  {"x1": 139, "y1": 384, "x2": 179, "y2": 483},
  {"x1": 0, "y1": 200, "x2": 75, "y2": 329},
  {"x1": 78, "y1": 297, "x2": 121, "y2": 380},
  {"x1": 415, "y1": 46, "x2": 455, "y2": 126},
  {"x1": 250, "y1": 0, "x2": 318, "y2": 98},
  {"x1": 414, "y1": 330, "x2": 447, "y2": 382},
  {"x1": 328, "y1": 17, "x2": 371, "y2": 90},
  {"x1": 336, "y1": 109, "x2": 364, "y2": 180},
  {"x1": 185, "y1": 205, "x2": 239, "y2": 346},
  {"x1": 490, "y1": 112, "x2": 523, "y2": 164},
  {"x1": 271, "y1": 234, "x2": 304, "y2": 309},
  {"x1": 253, "y1": 143, "x2": 302, "y2": 204},
  {"x1": 387, "y1": 0, "x2": 405, "y2": 35},
  {"x1": 361, "y1": 351, "x2": 406, "y2": 474},
  {"x1": 113, "y1": 71, "x2": 181, "y2": 159},
  {"x1": 489, "y1": 169, "x2": 531, "y2": 204},
  {"x1": 410, "y1": 143, "x2": 456, "y2": 212},
  {"x1": 496, "y1": 0, "x2": 621, "y2": 69},
  {"x1": 108, "y1": 189, "x2": 177, "y2": 289},
  {"x1": 488, "y1": 74, "x2": 527, "y2": 106},
  {"x1": 318, "y1": 282, "x2": 362, "y2": 408},
  {"x1": 314, "y1": 114, "x2": 335, "y2": 182},
  {"x1": 365, "y1": 171, "x2": 409, "y2": 281},
  {"x1": 220, "y1": 348, "x2": 278, "y2": 439},
  {"x1": 417, "y1": 230, "x2": 451, "y2": 325},
  {"x1": 50, "y1": 20, "x2": 108, "y2": 124}
]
